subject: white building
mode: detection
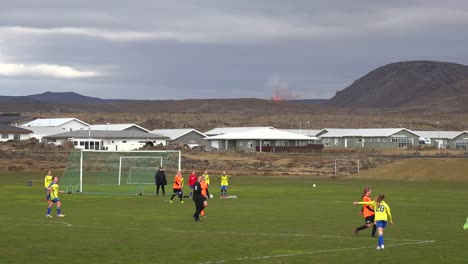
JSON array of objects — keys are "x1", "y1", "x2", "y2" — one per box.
[
  {"x1": 23, "y1": 118, "x2": 89, "y2": 132},
  {"x1": 89, "y1": 124, "x2": 150, "y2": 133},
  {"x1": 205, "y1": 127, "x2": 317, "y2": 152},
  {"x1": 204, "y1": 126, "x2": 274, "y2": 137},
  {"x1": 20, "y1": 126, "x2": 68, "y2": 142},
  {"x1": 151, "y1": 129, "x2": 207, "y2": 148},
  {"x1": 44, "y1": 130, "x2": 169, "y2": 151},
  {"x1": 0, "y1": 124, "x2": 32, "y2": 141}
]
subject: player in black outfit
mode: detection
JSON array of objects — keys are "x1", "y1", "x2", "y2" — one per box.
[{"x1": 192, "y1": 175, "x2": 204, "y2": 222}]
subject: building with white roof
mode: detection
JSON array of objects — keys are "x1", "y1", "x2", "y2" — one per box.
[
  {"x1": 205, "y1": 127, "x2": 317, "y2": 152},
  {"x1": 151, "y1": 129, "x2": 207, "y2": 148},
  {"x1": 90, "y1": 124, "x2": 150, "y2": 133},
  {"x1": 414, "y1": 131, "x2": 468, "y2": 149},
  {"x1": 44, "y1": 130, "x2": 169, "y2": 151},
  {"x1": 23, "y1": 118, "x2": 89, "y2": 132},
  {"x1": 0, "y1": 124, "x2": 32, "y2": 141},
  {"x1": 204, "y1": 126, "x2": 274, "y2": 137},
  {"x1": 20, "y1": 126, "x2": 68, "y2": 142},
  {"x1": 280, "y1": 129, "x2": 322, "y2": 137},
  {"x1": 317, "y1": 128, "x2": 421, "y2": 149}
]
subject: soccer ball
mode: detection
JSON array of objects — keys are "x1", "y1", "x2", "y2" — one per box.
[
  {"x1": 313, "y1": 184, "x2": 317, "y2": 187},
  {"x1": 209, "y1": 194, "x2": 214, "y2": 198}
]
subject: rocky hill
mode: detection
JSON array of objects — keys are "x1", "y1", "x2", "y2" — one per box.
[{"x1": 328, "y1": 61, "x2": 468, "y2": 112}]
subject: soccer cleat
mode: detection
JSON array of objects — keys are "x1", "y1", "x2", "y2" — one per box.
[
  {"x1": 57, "y1": 214, "x2": 65, "y2": 217},
  {"x1": 46, "y1": 214, "x2": 52, "y2": 218},
  {"x1": 380, "y1": 245, "x2": 384, "y2": 249},
  {"x1": 180, "y1": 201, "x2": 184, "y2": 204},
  {"x1": 464, "y1": 217, "x2": 468, "y2": 230},
  {"x1": 376, "y1": 246, "x2": 381, "y2": 250},
  {"x1": 169, "y1": 200, "x2": 173, "y2": 203}
]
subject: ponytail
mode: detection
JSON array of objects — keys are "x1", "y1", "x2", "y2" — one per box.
[{"x1": 376, "y1": 194, "x2": 385, "y2": 208}]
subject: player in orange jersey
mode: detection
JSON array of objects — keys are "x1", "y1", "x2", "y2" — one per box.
[{"x1": 354, "y1": 187, "x2": 377, "y2": 237}]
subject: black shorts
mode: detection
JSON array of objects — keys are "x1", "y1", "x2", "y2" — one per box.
[
  {"x1": 365, "y1": 215, "x2": 375, "y2": 225},
  {"x1": 173, "y1": 188, "x2": 182, "y2": 194}
]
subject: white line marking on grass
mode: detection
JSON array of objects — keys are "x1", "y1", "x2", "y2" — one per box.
[
  {"x1": 196, "y1": 240, "x2": 436, "y2": 264},
  {"x1": 15, "y1": 218, "x2": 73, "y2": 227}
]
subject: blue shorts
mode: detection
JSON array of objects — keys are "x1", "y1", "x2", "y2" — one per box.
[
  {"x1": 221, "y1": 186, "x2": 228, "y2": 191},
  {"x1": 375, "y1": 220, "x2": 387, "y2": 228},
  {"x1": 50, "y1": 198, "x2": 60, "y2": 203},
  {"x1": 189, "y1": 185, "x2": 194, "y2": 189}
]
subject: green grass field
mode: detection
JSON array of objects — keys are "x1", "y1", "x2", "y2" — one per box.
[{"x1": 1, "y1": 171, "x2": 467, "y2": 264}]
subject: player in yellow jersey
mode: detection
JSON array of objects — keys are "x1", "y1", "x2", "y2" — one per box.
[
  {"x1": 46, "y1": 177, "x2": 65, "y2": 218},
  {"x1": 202, "y1": 170, "x2": 210, "y2": 198},
  {"x1": 354, "y1": 194, "x2": 393, "y2": 250},
  {"x1": 44, "y1": 170, "x2": 53, "y2": 201},
  {"x1": 218, "y1": 171, "x2": 231, "y2": 198}
]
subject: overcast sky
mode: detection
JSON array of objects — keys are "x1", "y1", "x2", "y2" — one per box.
[{"x1": 1, "y1": 1, "x2": 468, "y2": 100}]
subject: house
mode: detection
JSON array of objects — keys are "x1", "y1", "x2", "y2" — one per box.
[
  {"x1": 0, "y1": 124, "x2": 32, "y2": 141},
  {"x1": 413, "y1": 131, "x2": 468, "y2": 149},
  {"x1": 204, "y1": 126, "x2": 274, "y2": 137},
  {"x1": 22, "y1": 118, "x2": 89, "y2": 132},
  {"x1": 19, "y1": 126, "x2": 68, "y2": 142},
  {"x1": 317, "y1": 128, "x2": 421, "y2": 149},
  {"x1": 205, "y1": 127, "x2": 316, "y2": 152},
  {"x1": 280, "y1": 129, "x2": 322, "y2": 138},
  {"x1": 89, "y1": 124, "x2": 150, "y2": 133},
  {"x1": 151, "y1": 129, "x2": 207, "y2": 148},
  {"x1": 43, "y1": 130, "x2": 169, "y2": 151},
  {"x1": 0, "y1": 113, "x2": 35, "y2": 126}
]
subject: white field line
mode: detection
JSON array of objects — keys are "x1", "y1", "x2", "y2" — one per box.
[
  {"x1": 197, "y1": 240, "x2": 436, "y2": 264},
  {"x1": 7, "y1": 218, "x2": 431, "y2": 243}
]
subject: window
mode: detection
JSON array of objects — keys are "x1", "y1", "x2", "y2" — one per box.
[
  {"x1": 277, "y1": 140, "x2": 289, "y2": 146},
  {"x1": 333, "y1": 138, "x2": 339, "y2": 145},
  {"x1": 1, "y1": 134, "x2": 8, "y2": 139},
  {"x1": 73, "y1": 141, "x2": 78, "y2": 146},
  {"x1": 80, "y1": 142, "x2": 85, "y2": 146},
  {"x1": 122, "y1": 141, "x2": 127, "y2": 143},
  {"x1": 247, "y1": 141, "x2": 253, "y2": 148},
  {"x1": 377, "y1": 138, "x2": 380, "y2": 142},
  {"x1": 322, "y1": 138, "x2": 331, "y2": 146},
  {"x1": 13, "y1": 134, "x2": 20, "y2": 140},
  {"x1": 392, "y1": 137, "x2": 413, "y2": 148},
  {"x1": 263, "y1": 141, "x2": 271, "y2": 146},
  {"x1": 356, "y1": 138, "x2": 362, "y2": 143}
]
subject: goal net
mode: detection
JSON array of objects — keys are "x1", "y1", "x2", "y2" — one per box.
[
  {"x1": 60, "y1": 150, "x2": 181, "y2": 195},
  {"x1": 126, "y1": 167, "x2": 159, "y2": 184}
]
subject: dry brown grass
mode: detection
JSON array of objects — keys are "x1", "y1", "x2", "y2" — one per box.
[{"x1": 353, "y1": 158, "x2": 468, "y2": 181}]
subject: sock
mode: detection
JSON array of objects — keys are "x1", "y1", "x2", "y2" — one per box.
[
  {"x1": 170, "y1": 194, "x2": 176, "y2": 200},
  {"x1": 356, "y1": 225, "x2": 368, "y2": 231},
  {"x1": 371, "y1": 225, "x2": 377, "y2": 236},
  {"x1": 47, "y1": 208, "x2": 51, "y2": 215},
  {"x1": 57, "y1": 208, "x2": 61, "y2": 215},
  {"x1": 378, "y1": 235, "x2": 384, "y2": 247}
]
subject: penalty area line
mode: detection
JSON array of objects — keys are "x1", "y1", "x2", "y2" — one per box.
[{"x1": 197, "y1": 240, "x2": 436, "y2": 264}]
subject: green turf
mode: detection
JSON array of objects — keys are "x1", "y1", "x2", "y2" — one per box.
[{"x1": 1, "y1": 171, "x2": 467, "y2": 264}]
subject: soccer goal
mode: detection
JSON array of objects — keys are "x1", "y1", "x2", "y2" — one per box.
[
  {"x1": 60, "y1": 150, "x2": 181, "y2": 195},
  {"x1": 334, "y1": 159, "x2": 360, "y2": 177}
]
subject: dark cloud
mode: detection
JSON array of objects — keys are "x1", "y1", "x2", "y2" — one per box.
[{"x1": 1, "y1": 1, "x2": 468, "y2": 99}]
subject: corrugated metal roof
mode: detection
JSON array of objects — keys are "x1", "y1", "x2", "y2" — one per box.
[
  {"x1": 23, "y1": 118, "x2": 90, "y2": 127},
  {"x1": 0, "y1": 124, "x2": 32, "y2": 134},
  {"x1": 319, "y1": 128, "x2": 420, "y2": 138},
  {"x1": 414, "y1": 131, "x2": 467, "y2": 139},
  {"x1": 44, "y1": 130, "x2": 169, "y2": 139},
  {"x1": 151, "y1": 129, "x2": 206, "y2": 140},
  {"x1": 20, "y1": 126, "x2": 67, "y2": 135},
  {"x1": 204, "y1": 126, "x2": 274, "y2": 135},
  {"x1": 206, "y1": 128, "x2": 315, "y2": 140},
  {"x1": 280, "y1": 129, "x2": 322, "y2": 137},
  {"x1": 90, "y1": 124, "x2": 149, "y2": 132}
]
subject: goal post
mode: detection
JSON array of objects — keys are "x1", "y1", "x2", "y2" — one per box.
[
  {"x1": 334, "y1": 159, "x2": 360, "y2": 176},
  {"x1": 61, "y1": 150, "x2": 181, "y2": 195}
]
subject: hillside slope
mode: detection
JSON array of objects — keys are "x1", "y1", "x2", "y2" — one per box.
[{"x1": 328, "y1": 61, "x2": 468, "y2": 110}]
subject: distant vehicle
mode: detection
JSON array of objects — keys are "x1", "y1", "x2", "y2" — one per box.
[{"x1": 419, "y1": 137, "x2": 432, "y2": 145}]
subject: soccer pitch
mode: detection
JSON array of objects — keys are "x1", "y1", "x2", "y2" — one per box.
[{"x1": 1, "y1": 172, "x2": 467, "y2": 264}]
